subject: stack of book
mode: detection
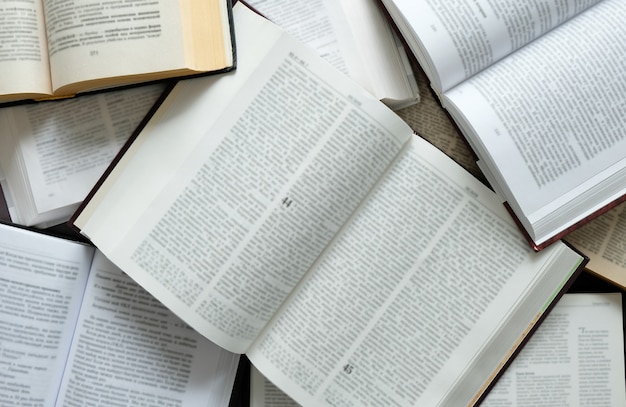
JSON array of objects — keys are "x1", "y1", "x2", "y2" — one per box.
[{"x1": 0, "y1": 1, "x2": 624, "y2": 406}]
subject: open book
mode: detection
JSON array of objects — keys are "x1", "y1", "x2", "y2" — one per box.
[
  {"x1": 483, "y1": 292, "x2": 625, "y2": 405},
  {"x1": 0, "y1": 84, "x2": 167, "y2": 228},
  {"x1": 378, "y1": 0, "x2": 626, "y2": 250},
  {"x1": 243, "y1": 0, "x2": 419, "y2": 110},
  {"x1": 0, "y1": 222, "x2": 240, "y2": 406},
  {"x1": 250, "y1": 293, "x2": 626, "y2": 406},
  {"x1": 0, "y1": 0, "x2": 234, "y2": 104},
  {"x1": 71, "y1": 4, "x2": 587, "y2": 406}
]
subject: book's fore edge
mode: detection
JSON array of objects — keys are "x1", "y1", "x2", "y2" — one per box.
[
  {"x1": 67, "y1": 82, "x2": 177, "y2": 235},
  {"x1": 503, "y1": 192, "x2": 626, "y2": 252},
  {"x1": 472, "y1": 254, "x2": 587, "y2": 406},
  {"x1": 40, "y1": 0, "x2": 238, "y2": 105}
]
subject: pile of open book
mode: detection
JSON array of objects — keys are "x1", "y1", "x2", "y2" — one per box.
[{"x1": 0, "y1": 1, "x2": 624, "y2": 406}]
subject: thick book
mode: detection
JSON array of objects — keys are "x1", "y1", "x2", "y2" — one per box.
[
  {"x1": 0, "y1": 0, "x2": 235, "y2": 104},
  {"x1": 71, "y1": 4, "x2": 587, "y2": 406},
  {"x1": 0, "y1": 221, "x2": 240, "y2": 406},
  {"x1": 378, "y1": 0, "x2": 626, "y2": 250},
  {"x1": 0, "y1": 84, "x2": 169, "y2": 228},
  {"x1": 244, "y1": 0, "x2": 419, "y2": 110}
]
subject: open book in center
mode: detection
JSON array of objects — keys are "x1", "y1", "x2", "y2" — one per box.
[
  {"x1": 0, "y1": 0, "x2": 235, "y2": 104},
  {"x1": 72, "y1": 4, "x2": 587, "y2": 406},
  {"x1": 378, "y1": 0, "x2": 626, "y2": 250}
]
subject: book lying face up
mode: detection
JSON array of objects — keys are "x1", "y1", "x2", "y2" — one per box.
[
  {"x1": 0, "y1": 0, "x2": 235, "y2": 104},
  {"x1": 378, "y1": 0, "x2": 626, "y2": 250},
  {"x1": 72, "y1": 4, "x2": 588, "y2": 406}
]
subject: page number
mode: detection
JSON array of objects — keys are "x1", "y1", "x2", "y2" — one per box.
[
  {"x1": 343, "y1": 363, "x2": 354, "y2": 374},
  {"x1": 90, "y1": 50, "x2": 99, "y2": 56}
]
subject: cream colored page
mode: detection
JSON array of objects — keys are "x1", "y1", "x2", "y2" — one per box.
[
  {"x1": 246, "y1": 136, "x2": 580, "y2": 406},
  {"x1": 55, "y1": 252, "x2": 240, "y2": 407},
  {"x1": 43, "y1": 0, "x2": 183, "y2": 92},
  {"x1": 443, "y1": 0, "x2": 626, "y2": 242},
  {"x1": 0, "y1": 223, "x2": 94, "y2": 406},
  {"x1": 567, "y1": 202, "x2": 626, "y2": 290},
  {"x1": 77, "y1": 4, "x2": 410, "y2": 354},
  {"x1": 482, "y1": 293, "x2": 625, "y2": 406},
  {"x1": 0, "y1": 0, "x2": 51, "y2": 98},
  {"x1": 381, "y1": 0, "x2": 601, "y2": 93}
]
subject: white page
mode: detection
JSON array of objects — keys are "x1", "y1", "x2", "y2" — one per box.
[
  {"x1": 443, "y1": 0, "x2": 626, "y2": 243},
  {"x1": 249, "y1": 292, "x2": 626, "y2": 407},
  {"x1": 55, "y1": 251, "x2": 240, "y2": 407},
  {"x1": 247, "y1": 136, "x2": 583, "y2": 406},
  {"x1": 381, "y1": 0, "x2": 602, "y2": 93},
  {"x1": 0, "y1": 84, "x2": 164, "y2": 226},
  {"x1": 482, "y1": 293, "x2": 625, "y2": 406},
  {"x1": 246, "y1": 0, "x2": 418, "y2": 108},
  {"x1": 76, "y1": 4, "x2": 410, "y2": 354},
  {"x1": 245, "y1": 0, "x2": 351, "y2": 74},
  {"x1": 0, "y1": 223, "x2": 94, "y2": 406}
]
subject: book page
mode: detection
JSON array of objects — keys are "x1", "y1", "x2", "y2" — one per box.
[
  {"x1": 443, "y1": 0, "x2": 626, "y2": 244},
  {"x1": 0, "y1": 223, "x2": 94, "y2": 405},
  {"x1": 246, "y1": 136, "x2": 583, "y2": 406},
  {"x1": 245, "y1": 0, "x2": 418, "y2": 108},
  {"x1": 567, "y1": 202, "x2": 626, "y2": 290},
  {"x1": 74, "y1": 4, "x2": 411, "y2": 354},
  {"x1": 55, "y1": 251, "x2": 240, "y2": 407},
  {"x1": 245, "y1": 0, "x2": 352, "y2": 75},
  {"x1": 0, "y1": 84, "x2": 165, "y2": 227},
  {"x1": 482, "y1": 293, "x2": 625, "y2": 406},
  {"x1": 0, "y1": 0, "x2": 52, "y2": 101},
  {"x1": 381, "y1": 0, "x2": 601, "y2": 93},
  {"x1": 43, "y1": 0, "x2": 185, "y2": 93}
]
